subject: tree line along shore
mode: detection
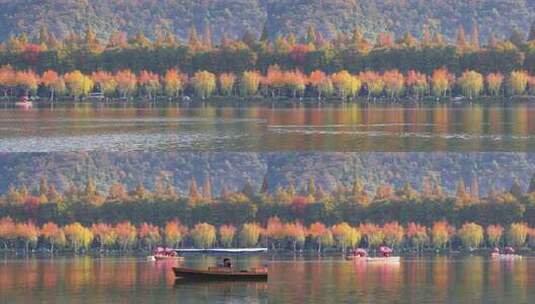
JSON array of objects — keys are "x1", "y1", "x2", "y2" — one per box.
[
  {"x1": 0, "y1": 216, "x2": 533, "y2": 255},
  {"x1": 0, "y1": 25, "x2": 535, "y2": 103},
  {"x1": 1, "y1": 65, "x2": 535, "y2": 103},
  {"x1": 2, "y1": 175, "x2": 535, "y2": 253}
]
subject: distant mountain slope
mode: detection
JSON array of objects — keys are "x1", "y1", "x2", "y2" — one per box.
[
  {"x1": 0, "y1": 0, "x2": 533, "y2": 42},
  {"x1": 0, "y1": 152, "x2": 532, "y2": 197}
]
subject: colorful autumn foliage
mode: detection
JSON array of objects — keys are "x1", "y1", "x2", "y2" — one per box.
[{"x1": 0, "y1": 63, "x2": 534, "y2": 101}]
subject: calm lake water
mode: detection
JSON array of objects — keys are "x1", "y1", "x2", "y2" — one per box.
[
  {"x1": 1, "y1": 255, "x2": 534, "y2": 303},
  {"x1": 1, "y1": 103, "x2": 535, "y2": 152}
]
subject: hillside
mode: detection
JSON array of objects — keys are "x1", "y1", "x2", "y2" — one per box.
[
  {"x1": 0, "y1": 0, "x2": 534, "y2": 42},
  {"x1": 0, "y1": 152, "x2": 532, "y2": 197}
]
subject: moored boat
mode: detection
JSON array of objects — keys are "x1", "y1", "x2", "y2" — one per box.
[
  {"x1": 173, "y1": 266, "x2": 268, "y2": 281},
  {"x1": 15, "y1": 96, "x2": 33, "y2": 108},
  {"x1": 346, "y1": 248, "x2": 368, "y2": 260},
  {"x1": 366, "y1": 246, "x2": 400, "y2": 263},
  {"x1": 490, "y1": 246, "x2": 522, "y2": 260},
  {"x1": 148, "y1": 247, "x2": 184, "y2": 262}
]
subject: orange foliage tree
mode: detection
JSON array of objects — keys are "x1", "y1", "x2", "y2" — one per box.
[
  {"x1": 382, "y1": 221, "x2": 405, "y2": 248},
  {"x1": 265, "y1": 216, "x2": 285, "y2": 250},
  {"x1": 163, "y1": 69, "x2": 186, "y2": 97},
  {"x1": 115, "y1": 69, "x2": 137, "y2": 98},
  {"x1": 283, "y1": 222, "x2": 307, "y2": 252},
  {"x1": 41, "y1": 222, "x2": 66, "y2": 252},
  {"x1": 164, "y1": 220, "x2": 188, "y2": 247},
  {"x1": 138, "y1": 222, "x2": 161, "y2": 251},
  {"x1": 138, "y1": 70, "x2": 160, "y2": 99},
  {"x1": 91, "y1": 71, "x2": 117, "y2": 96},
  {"x1": 219, "y1": 224, "x2": 236, "y2": 247},
  {"x1": 219, "y1": 73, "x2": 236, "y2": 96},
  {"x1": 308, "y1": 222, "x2": 328, "y2": 253},
  {"x1": 486, "y1": 224, "x2": 503, "y2": 247},
  {"x1": 15, "y1": 222, "x2": 40, "y2": 252},
  {"x1": 91, "y1": 223, "x2": 117, "y2": 251},
  {"x1": 115, "y1": 221, "x2": 137, "y2": 250},
  {"x1": 406, "y1": 222, "x2": 428, "y2": 250},
  {"x1": 63, "y1": 222, "x2": 93, "y2": 253},
  {"x1": 431, "y1": 220, "x2": 455, "y2": 249}
]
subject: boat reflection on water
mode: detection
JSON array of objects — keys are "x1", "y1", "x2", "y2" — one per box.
[{"x1": 173, "y1": 276, "x2": 269, "y2": 302}]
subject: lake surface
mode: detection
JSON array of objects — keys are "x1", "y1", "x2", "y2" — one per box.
[
  {"x1": 2, "y1": 103, "x2": 535, "y2": 152},
  {"x1": 1, "y1": 255, "x2": 534, "y2": 303}
]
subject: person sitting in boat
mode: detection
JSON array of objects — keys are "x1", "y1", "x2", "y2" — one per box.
[
  {"x1": 379, "y1": 246, "x2": 393, "y2": 257},
  {"x1": 221, "y1": 258, "x2": 232, "y2": 268},
  {"x1": 504, "y1": 246, "x2": 515, "y2": 255},
  {"x1": 354, "y1": 248, "x2": 368, "y2": 257}
]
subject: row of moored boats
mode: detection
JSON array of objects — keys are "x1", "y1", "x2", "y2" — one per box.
[{"x1": 148, "y1": 245, "x2": 525, "y2": 281}]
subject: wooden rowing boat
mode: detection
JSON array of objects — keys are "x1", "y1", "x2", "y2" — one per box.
[{"x1": 173, "y1": 266, "x2": 268, "y2": 281}]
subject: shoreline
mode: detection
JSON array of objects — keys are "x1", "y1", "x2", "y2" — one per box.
[
  {"x1": 1, "y1": 248, "x2": 534, "y2": 258},
  {"x1": 1, "y1": 95, "x2": 535, "y2": 108}
]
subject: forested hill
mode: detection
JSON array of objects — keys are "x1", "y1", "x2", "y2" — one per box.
[
  {"x1": 1, "y1": 0, "x2": 534, "y2": 42},
  {"x1": 0, "y1": 152, "x2": 533, "y2": 197}
]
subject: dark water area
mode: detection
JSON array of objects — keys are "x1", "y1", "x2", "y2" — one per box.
[
  {"x1": 2, "y1": 103, "x2": 535, "y2": 152},
  {"x1": 1, "y1": 255, "x2": 535, "y2": 303}
]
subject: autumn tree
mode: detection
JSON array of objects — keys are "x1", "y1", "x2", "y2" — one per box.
[
  {"x1": 191, "y1": 223, "x2": 216, "y2": 248},
  {"x1": 332, "y1": 70, "x2": 361, "y2": 99},
  {"x1": 383, "y1": 70, "x2": 405, "y2": 98},
  {"x1": 219, "y1": 73, "x2": 236, "y2": 96},
  {"x1": 406, "y1": 70, "x2": 428, "y2": 98},
  {"x1": 283, "y1": 222, "x2": 306, "y2": 252},
  {"x1": 486, "y1": 225, "x2": 503, "y2": 247},
  {"x1": 506, "y1": 222, "x2": 528, "y2": 247},
  {"x1": 15, "y1": 222, "x2": 39, "y2": 252},
  {"x1": 164, "y1": 220, "x2": 187, "y2": 247},
  {"x1": 431, "y1": 221, "x2": 454, "y2": 249},
  {"x1": 431, "y1": 68, "x2": 454, "y2": 97},
  {"x1": 64, "y1": 222, "x2": 93, "y2": 253},
  {"x1": 309, "y1": 70, "x2": 327, "y2": 98},
  {"x1": 406, "y1": 222, "x2": 428, "y2": 250},
  {"x1": 265, "y1": 217, "x2": 285, "y2": 250},
  {"x1": 240, "y1": 71, "x2": 261, "y2": 96},
  {"x1": 458, "y1": 70, "x2": 484, "y2": 98},
  {"x1": 41, "y1": 222, "x2": 66, "y2": 252},
  {"x1": 284, "y1": 70, "x2": 307, "y2": 98},
  {"x1": 138, "y1": 223, "x2": 161, "y2": 251},
  {"x1": 219, "y1": 225, "x2": 236, "y2": 247},
  {"x1": 509, "y1": 70, "x2": 529, "y2": 95},
  {"x1": 115, "y1": 221, "x2": 137, "y2": 251},
  {"x1": 115, "y1": 70, "x2": 137, "y2": 98},
  {"x1": 64, "y1": 70, "x2": 93, "y2": 99},
  {"x1": 138, "y1": 70, "x2": 160, "y2": 99},
  {"x1": 0, "y1": 65, "x2": 16, "y2": 97},
  {"x1": 486, "y1": 73, "x2": 503, "y2": 96},
  {"x1": 192, "y1": 71, "x2": 216, "y2": 99},
  {"x1": 163, "y1": 69, "x2": 186, "y2": 97},
  {"x1": 457, "y1": 222, "x2": 484, "y2": 249},
  {"x1": 0, "y1": 217, "x2": 15, "y2": 250},
  {"x1": 239, "y1": 222, "x2": 262, "y2": 247},
  {"x1": 91, "y1": 223, "x2": 117, "y2": 251},
  {"x1": 359, "y1": 223, "x2": 384, "y2": 249},
  {"x1": 309, "y1": 222, "x2": 328, "y2": 253},
  {"x1": 15, "y1": 70, "x2": 40, "y2": 96},
  {"x1": 41, "y1": 70, "x2": 61, "y2": 100},
  {"x1": 360, "y1": 71, "x2": 384, "y2": 98},
  {"x1": 332, "y1": 222, "x2": 361, "y2": 253},
  {"x1": 382, "y1": 222, "x2": 404, "y2": 248}
]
